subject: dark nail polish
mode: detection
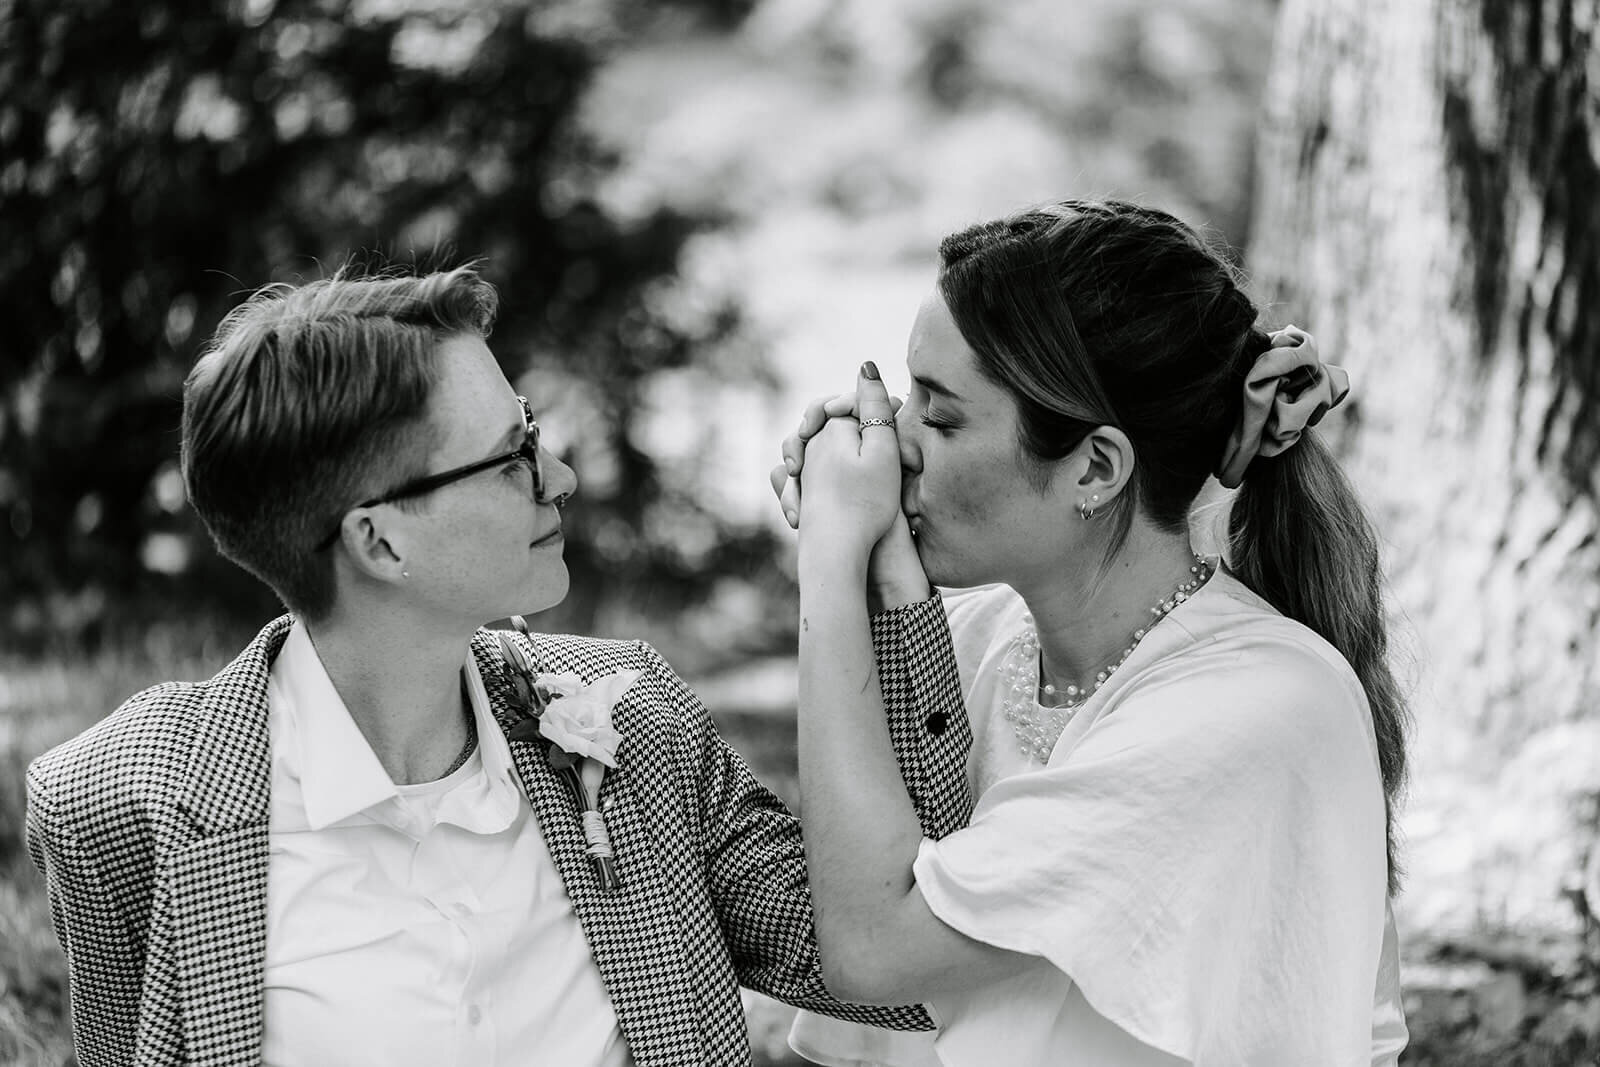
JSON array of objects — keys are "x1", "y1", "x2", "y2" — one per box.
[{"x1": 861, "y1": 361, "x2": 880, "y2": 381}]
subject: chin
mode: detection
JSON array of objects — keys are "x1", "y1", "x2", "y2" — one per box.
[
  {"x1": 917, "y1": 544, "x2": 985, "y2": 591},
  {"x1": 913, "y1": 540, "x2": 958, "y2": 589},
  {"x1": 510, "y1": 566, "x2": 570, "y2": 619}
]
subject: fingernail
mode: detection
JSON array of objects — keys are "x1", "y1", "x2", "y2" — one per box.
[
  {"x1": 860, "y1": 361, "x2": 880, "y2": 381},
  {"x1": 784, "y1": 458, "x2": 797, "y2": 476},
  {"x1": 784, "y1": 510, "x2": 797, "y2": 527}
]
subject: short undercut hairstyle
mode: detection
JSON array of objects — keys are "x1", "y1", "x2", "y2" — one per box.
[{"x1": 181, "y1": 264, "x2": 499, "y2": 620}]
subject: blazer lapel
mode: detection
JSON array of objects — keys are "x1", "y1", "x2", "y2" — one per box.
[
  {"x1": 150, "y1": 619, "x2": 286, "y2": 1066},
  {"x1": 473, "y1": 634, "x2": 703, "y2": 1066}
]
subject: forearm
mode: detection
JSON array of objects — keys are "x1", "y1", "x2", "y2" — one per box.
[{"x1": 797, "y1": 536, "x2": 927, "y2": 990}]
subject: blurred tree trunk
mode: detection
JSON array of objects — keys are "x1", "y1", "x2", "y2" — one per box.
[{"x1": 1249, "y1": 0, "x2": 1600, "y2": 943}]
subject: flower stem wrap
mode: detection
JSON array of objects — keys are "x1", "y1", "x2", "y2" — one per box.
[{"x1": 499, "y1": 618, "x2": 636, "y2": 893}]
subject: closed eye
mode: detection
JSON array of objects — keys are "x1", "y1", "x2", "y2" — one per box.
[{"x1": 918, "y1": 402, "x2": 962, "y2": 435}]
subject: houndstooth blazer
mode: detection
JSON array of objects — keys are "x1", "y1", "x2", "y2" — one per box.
[{"x1": 26, "y1": 597, "x2": 971, "y2": 1067}]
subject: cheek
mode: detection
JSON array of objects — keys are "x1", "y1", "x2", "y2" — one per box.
[
  {"x1": 943, "y1": 479, "x2": 993, "y2": 528},
  {"x1": 921, "y1": 447, "x2": 995, "y2": 528}
]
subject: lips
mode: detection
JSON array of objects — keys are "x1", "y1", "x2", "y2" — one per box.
[{"x1": 531, "y1": 528, "x2": 564, "y2": 548}]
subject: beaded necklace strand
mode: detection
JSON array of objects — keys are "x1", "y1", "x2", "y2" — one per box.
[{"x1": 1000, "y1": 555, "x2": 1214, "y2": 762}]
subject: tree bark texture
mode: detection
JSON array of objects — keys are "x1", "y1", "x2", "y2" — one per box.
[{"x1": 1249, "y1": 0, "x2": 1600, "y2": 941}]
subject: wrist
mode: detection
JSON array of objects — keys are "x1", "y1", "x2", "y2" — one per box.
[
  {"x1": 798, "y1": 521, "x2": 876, "y2": 567},
  {"x1": 868, "y1": 580, "x2": 930, "y2": 615},
  {"x1": 799, "y1": 537, "x2": 870, "y2": 595},
  {"x1": 866, "y1": 516, "x2": 928, "y2": 612}
]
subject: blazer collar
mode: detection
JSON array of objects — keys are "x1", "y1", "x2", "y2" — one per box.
[
  {"x1": 179, "y1": 615, "x2": 290, "y2": 836},
  {"x1": 156, "y1": 622, "x2": 703, "y2": 1066}
]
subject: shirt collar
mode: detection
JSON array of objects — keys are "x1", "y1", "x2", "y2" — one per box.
[
  {"x1": 271, "y1": 621, "x2": 396, "y2": 829},
  {"x1": 431, "y1": 655, "x2": 523, "y2": 832},
  {"x1": 270, "y1": 621, "x2": 523, "y2": 833}
]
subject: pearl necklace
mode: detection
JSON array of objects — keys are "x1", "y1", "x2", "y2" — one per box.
[{"x1": 1000, "y1": 555, "x2": 1214, "y2": 763}]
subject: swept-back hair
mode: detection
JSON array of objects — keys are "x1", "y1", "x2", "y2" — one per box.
[
  {"x1": 182, "y1": 263, "x2": 498, "y2": 620},
  {"x1": 937, "y1": 200, "x2": 1409, "y2": 891}
]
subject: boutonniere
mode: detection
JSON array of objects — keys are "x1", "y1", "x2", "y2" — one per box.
[{"x1": 498, "y1": 616, "x2": 639, "y2": 893}]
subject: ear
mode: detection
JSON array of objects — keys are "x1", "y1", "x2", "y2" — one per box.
[
  {"x1": 1070, "y1": 425, "x2": 1136, "y2": 509},
  {"x1": 335, "y1": 509, "x2": 409, "y2": 585}
]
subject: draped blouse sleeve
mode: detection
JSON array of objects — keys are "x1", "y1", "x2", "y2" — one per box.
[{"x1": 912, "y1": 614, "x2": 1390, "y2": 1066}]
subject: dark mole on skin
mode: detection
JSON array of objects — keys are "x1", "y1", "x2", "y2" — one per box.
[{"x1": 801, "y1": 617, "x2": 809, "y2": 632}]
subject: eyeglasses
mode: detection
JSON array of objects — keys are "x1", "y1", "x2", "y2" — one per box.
[{"x1": 316, "y1": 396, "x2": 544, "y2": 551}]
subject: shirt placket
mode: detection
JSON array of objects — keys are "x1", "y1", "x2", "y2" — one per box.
[{"x1": 411, "y1": 818, "x2": 496, "y2": 1066}]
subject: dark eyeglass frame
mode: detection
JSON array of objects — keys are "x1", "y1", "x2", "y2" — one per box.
[{"x1": 316, "y1": 396, "x2": 543, "y2": 551}]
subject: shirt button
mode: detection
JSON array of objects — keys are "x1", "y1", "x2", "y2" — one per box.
[
  {"x1": 467, "y1": 1004, "x2": 482, "y2": 1025},
  {"x1": 925, "y1": 711, "x2": 948, "y2": 736}
]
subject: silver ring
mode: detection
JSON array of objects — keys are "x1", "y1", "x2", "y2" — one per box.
[{"x1": 858, "y1": 417, "x2": 894, "y2": 430}]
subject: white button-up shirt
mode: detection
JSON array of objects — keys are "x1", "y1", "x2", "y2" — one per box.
[{"x1": 262, "y1": 621, "x2": 632, "y2": 1067}]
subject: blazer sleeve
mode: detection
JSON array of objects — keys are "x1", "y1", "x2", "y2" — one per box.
[
  {"x1": 26, "y1": 763, "x2": 142, "y2": 1067},
  {"x1": 652, "y1": 593, "x2": 971, "y2": 1028},
  {"x1": 870, "y1": 593, "x2": 973, "y2": 838}
]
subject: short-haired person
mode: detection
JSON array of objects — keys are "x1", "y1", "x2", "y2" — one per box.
[
  {"x1": 25, "y1": 265, "x2": 972, "y2": 1067},
  {"x1": 775, "y1": 201, "x2": 1409, "y2": 1065}
]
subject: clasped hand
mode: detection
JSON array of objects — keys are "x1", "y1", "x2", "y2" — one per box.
[
  {"x1": 769, "y1": 364, "x2": 930, "y2": 607},
  {"x1": 768, "y1": 362, "x2": 902, "y2": 551}
]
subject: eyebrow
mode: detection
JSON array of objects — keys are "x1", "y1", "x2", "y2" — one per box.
[{"x1": 913, "y1": 372, "x2": 965, "y2": 403}]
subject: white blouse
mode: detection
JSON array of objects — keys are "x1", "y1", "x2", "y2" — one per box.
[{"x1": 792, "y1": 572, "x2": 1407, "y2": 1067}]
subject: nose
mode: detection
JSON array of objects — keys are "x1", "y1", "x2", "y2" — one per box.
[
  {"x1": 539, "y1": 450, "x2": 579, "y2": 504},
  {"x1": 895, "y1": 402, "x2": 922, "y2": 476}
]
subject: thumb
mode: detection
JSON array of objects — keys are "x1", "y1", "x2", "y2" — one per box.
[{"x1": 857, "y1": 361, "x2": 896, "y2": 451}]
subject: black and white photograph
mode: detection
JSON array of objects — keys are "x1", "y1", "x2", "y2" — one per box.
[{"x1": 2, "y1": 0, "x2": 1597, "y2": 1064}]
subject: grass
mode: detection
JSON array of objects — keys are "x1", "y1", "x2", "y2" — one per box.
[{"x1": 3, "y1": 638, "x2": 1597, "y2": 1066}]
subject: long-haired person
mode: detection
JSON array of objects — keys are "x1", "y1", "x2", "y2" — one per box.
[
  {"x1": 25, "y1": 264, "x2": 973, "y2": 1067},
  {"x1": 777, "y1": 201, "x2": 1409, "y2": 1065}
]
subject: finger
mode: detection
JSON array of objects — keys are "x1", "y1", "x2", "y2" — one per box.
[
  {"x1": 796, "y1": 392, "x2": 856, "y2": 442},
  {"x1": 822, "y1": 393, "x2": 858, "y2": 419},
  {"x1": 768, "y1": 464, "x2": 800, "y2": 528},
  {"x1": 856, "y1": 361, "x2": 897, "y2": 454},
  {"x1": 781, "y1": 431, "x2": 804, "y2": 478},
  {"x1": 779, "y1": 476, "x2": 801, "y2": 527},
  {"x1": 889, "y1": 395, "x2": 904, "y2": 415},
  {"x1": 787, "y1": 392, "x2": 860, "y2": 476}
]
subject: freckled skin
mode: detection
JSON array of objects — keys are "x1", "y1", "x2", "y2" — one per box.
[{"x1": 398, "y1": 335, "x2": 579, "y2": 625}]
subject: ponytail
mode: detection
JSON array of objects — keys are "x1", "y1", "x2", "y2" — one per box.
[{"x1": 1228, "y1": 432, "x2": 1410, "y2": 895}]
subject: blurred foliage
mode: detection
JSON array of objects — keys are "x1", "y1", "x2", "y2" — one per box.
[
  {"x1": 0, "y1": 0, "x2": 1281, "y2": 661},
  {"x1": 0, "y1": 0, "x2": 779, "y2": 652}
]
